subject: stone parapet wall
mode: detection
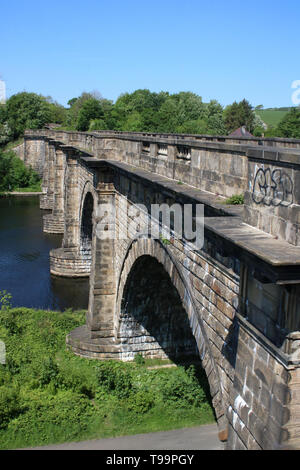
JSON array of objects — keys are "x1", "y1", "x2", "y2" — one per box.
[
  {"x1": 227, "y1": 313, "x2": 300, "y2": 450},
  {"x1": 25, "y1": 128, "x2": 300, "y2": 149},
  {"x1": 244, "y1": 147, "x2": 300, "y2": 245},
  {"x1": 24, "y1": 129, "x2": 300, "y2": 216}
]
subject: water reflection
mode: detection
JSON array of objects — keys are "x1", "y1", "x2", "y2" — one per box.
[{"x1": 0, "y1": 196, "x2": 89, "y2": 311}]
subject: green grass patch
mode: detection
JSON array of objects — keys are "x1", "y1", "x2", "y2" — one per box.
[
  {"x1": 12, "y1": 181, "x2": 42, "y2": 192},
  {"x1": 0, "y1": 299, "x2": 215, "y2": 449},
  {"x1": 256, "y1": 109, "x2": 289, "y2": 128}
]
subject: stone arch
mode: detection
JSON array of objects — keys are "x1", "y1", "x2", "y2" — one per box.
[
  {"x1": 115, "y1": 236, "x2": 227, "y2": 433},
  {"x1": 79, "y1": 182, "x2": 97, "y2": 259}
]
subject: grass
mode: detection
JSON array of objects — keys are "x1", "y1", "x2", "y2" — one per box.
[
  {"x1": 0, "y1": 182, "x2": 42, "y2": 196},
  {"x1": 0, "y1": 301, "x2": 215, "y2": 449},
  {"x1": 12, "y1": 182, "x2": 42, "y2": 192},
  {"x1": 256, "y1": 109, "x2": 289, "y2": 128}
]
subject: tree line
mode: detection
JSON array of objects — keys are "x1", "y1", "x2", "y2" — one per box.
[{"x1": 1, "y1": 90, "x2": 300, "y2": 148}]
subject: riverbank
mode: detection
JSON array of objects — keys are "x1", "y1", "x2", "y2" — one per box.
[
  {"x1": 0, "y1": 191, "x2": 43, "y2": 197},
  {"x1": 0, "y1": 305, "x2": 214, "y2": 450}
]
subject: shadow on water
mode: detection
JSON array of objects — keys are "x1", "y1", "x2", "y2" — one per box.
[{"x1": 0, "y1": 196, "x2": 89, "y2": 311}]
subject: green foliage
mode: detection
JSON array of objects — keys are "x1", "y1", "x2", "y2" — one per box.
[
  {"x1": 38, "y1": 357, "x2": 60, "y2": 387},
  {"x1": 0, "y1": 150, "x2": 40, "y2": 191},
  {"x1": 66, "y1": 92, "x2": 110, "y2": 131},
  {"x1": 5, "y1": 92, "x2": 52, "y2": 139},
  {"x1": 256, "y1": 108, "x2": 290, "y2": 128},
  {"x1": 0, "y1": 385, "x2": 23, "y2": 429},
  {"x1": 0, "y1": 290, "x2": 12, "y2": 310},
  {"x1": 89, "y1": 118, "x2": 108, "y2": 131},
  {"x1": 0, "y1": 92, "x2": 68, "y2": 145},
  {"x1": 134, "y1": 353, "x2": 146, "y2": 366},
  {"x1": 62, "y1": 88, "x2": 228, "y2": 136},
  {"x1": 225, "y1": 194, "x2": 244, "y2": 205},
  {"x1": 4, "y1": 88, "x2": 299, "y2": 144},
  {"x1": 97, "y1": 361, "x2": 134, "y2": 399},
  {"x1": 277, "y1": 107, "x2": 300, "y2": 139},
  {"x1": 76, "y1": 98, "x2": 104, "y2": 131},
  {"x1": 264, "y1": 126, "x2": 281, "y2": 138},
  {"x1": 223, "y1": 99, "x2": 255, "y2": 133},
  {"x1": 160, "y1": 234, "x2": 171, "y2": 245},
  {"x1": 126, "y1": 390, "x2": 155, "y2": 414},
  {"x1": 253, "y1": 126, "x2": 265, "y2": 137},
  {"x1": 0, "y1": 306, "x2": 214, "y2": 449}
]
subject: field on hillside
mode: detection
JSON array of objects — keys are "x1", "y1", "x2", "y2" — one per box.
[{"x1": 256, "y1": 108, "x2": 290, "y2": 128}]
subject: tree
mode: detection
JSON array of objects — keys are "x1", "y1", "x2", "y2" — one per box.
[
  {"x1": 89, "y1": 119, "x2": 108, "y2": 131},
  {"x1": 206, "y1": 114, "x2": 227, "y2": 135},
  {"x1": 277, "y1": 107, "x2": 300, "y2": 138},
  {"x1": 0, "y1": 150, "x2": 40, "y2": 190},
  {"x1": 156, "y1": 98, "x2": 179, "y2": 132},
  {"x1": 223, "y1": 99, "x2": 255, "y2": 134},
  {"x1": 46, "y1": 98, "x2": 67, "y2": 125},
  {"x1": 67, "y1": 97, "x2": 78, "y2": 107},
  {"x1": 76, "y1": 98, "x2": 104, "y2": 131},
  {"x1": 67, "y1": 92, "x2": 97, "y2": 129},
  {"x1": 5, "y1": 92, "x2": 52, "y2": 139}
]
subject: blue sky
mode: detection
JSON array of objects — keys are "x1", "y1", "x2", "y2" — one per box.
[{"x1": 1, "y1": 0, "x2": 299, "y2": 108}]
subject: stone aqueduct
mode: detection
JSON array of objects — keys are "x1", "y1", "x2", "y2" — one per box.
[{"x1": 19, "y1": 128, "x2": 300, "y2": 450}]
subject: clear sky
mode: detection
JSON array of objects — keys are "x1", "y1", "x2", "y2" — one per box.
[{"x1": 1, "y1": 0, "x2": 299, "y2": 108}]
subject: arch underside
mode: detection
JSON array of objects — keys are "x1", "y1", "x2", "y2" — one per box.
[
  {"x1": 119, "y1": 254, "x2": 198, "y2": 361},
  {"x1": 80, "y1": 191, "x2": 94, "y2": 262},
  {"x1": 115, "y1": 237, "x2": 227, "y2": 431}
]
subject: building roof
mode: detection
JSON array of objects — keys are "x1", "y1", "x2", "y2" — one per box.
[{"x1": 228, "y1": 126, "x2": 253, "y2": 138}]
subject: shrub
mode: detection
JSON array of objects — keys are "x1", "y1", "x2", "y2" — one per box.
[
  {"x1": 159, "y1": 366, "x2": 207, "y2": 408},
  {"x1": 0, "y1": 386, "x2": 22, "y2": 429},
  {"x1": 38, "y1": 357, "x2": 60, "y2": 387},
  {"x1": 0, "y1": 151, "x2": 40, "y2": 191},
  {"x1": 126, "y1": 390, "x2": 155, "y2": 414},
  {"x1": 97, "y1": 362, "x2": 135, "y2": 399},
  {"x1": 0, "y1": 306, "x2": 215, "y2": 449},
  {"x1": 225, "y1": 194, "x2": 244, "y2": 205},
  {"x1": 134, "y1": 353, "x2": 145, "y2": 366},
  {"x1": 57, "y1": 357, "x2": 97, "y2": 398}
]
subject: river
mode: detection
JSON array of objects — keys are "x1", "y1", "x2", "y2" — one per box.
[{"x1": 0, "y1": 195, "x2": 89, "y2": 311}]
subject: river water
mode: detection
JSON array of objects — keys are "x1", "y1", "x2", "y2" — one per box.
[{"x1": 0, "y1": 196, "x2": 89, "y2": 311}]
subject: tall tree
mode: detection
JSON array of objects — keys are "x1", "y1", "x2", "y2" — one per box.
[
  {"x1": 277, "y1": 107, "x2": 300, "y2": 138},
  {"x1": 223, "y1": 99, "x2": 255, "y2": 133},
  {"x1": 76, "y1": 98, "x2": 104, "y2": 131},
  {"x1": 5, "y1": 92, "x2": 52, "y2": 139}
]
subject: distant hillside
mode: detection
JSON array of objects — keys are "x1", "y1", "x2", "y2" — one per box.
[{"x1": 256, "y1": 107, "x2": 292, "y2": 128}]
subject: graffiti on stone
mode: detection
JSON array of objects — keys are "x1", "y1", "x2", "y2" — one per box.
[{"x1": 252, "y1": 168, "x2": 293, "y2": 206}]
